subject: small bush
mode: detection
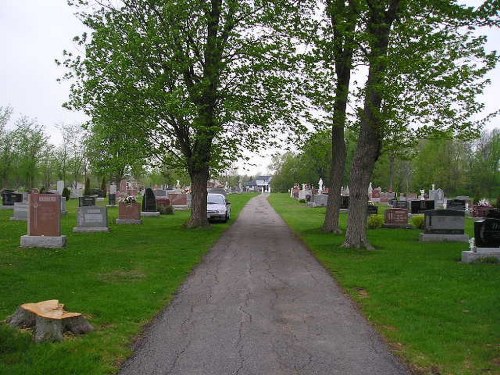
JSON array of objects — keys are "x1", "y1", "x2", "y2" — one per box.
[
  {"x1": 158, "y1": 205, "x2": 174, "y2": 215},
  {"x1": 367, "y1": 214, "x2": 384, "y2": 229},
  {"x1": 62, "y1": 187, "x2": 70, "y2": 201},
  {"x1": 411, "y1": 215, "x2": 425, "y2": 229},
  {"x1": 299, "y1": 199, "x2": 306, "y2": 203}
]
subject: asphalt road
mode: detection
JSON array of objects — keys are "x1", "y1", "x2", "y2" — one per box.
[{"x1": 119, "y1": 194, "x2": 410, "y2": 375}]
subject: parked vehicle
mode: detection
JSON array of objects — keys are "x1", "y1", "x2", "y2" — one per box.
[{"x1": 207, "y1": 193, "x2": 231, "y2": 222}]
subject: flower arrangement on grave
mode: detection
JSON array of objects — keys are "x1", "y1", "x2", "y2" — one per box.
[
  {"x1": 477, "y1": 198, "x2": 492, "y2": 207},
  {"x1": 118, "y1": 195, "x2": 137, "y2": 205}
]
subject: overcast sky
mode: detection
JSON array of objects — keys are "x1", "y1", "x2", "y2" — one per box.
[{"x1": 0, "y1": 0, "x2": 499, "y2": 175}]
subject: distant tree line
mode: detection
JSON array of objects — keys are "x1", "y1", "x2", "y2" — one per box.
[{"x1": 271, "y1": 128, "x2": 500, "y2": 201}]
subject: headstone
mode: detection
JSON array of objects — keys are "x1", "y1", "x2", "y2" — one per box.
[
  {"x1": 116, "y1": 202, "x2": 142, "y2": 224},
  {"x1": 10, "y1": 202, "x2": 28, "y2": 221},
  {"x1": 79, "y1": 196, "x2": 96, "y2": 207},
  {"x1": 340, "y1": 195, "x2": 349, "y2": 210},
  {"x1": 20, "y1": 193, "x2": 66, "y2": 248},
  {"x1": 56, "y1": 180, "x2": 64, "y2": 195},
  {"x1": 108, "y1": 194, "x2": 116, "y2": 206},
  {"x1": 462, "y1": 218, "x2": 500, "y2": 263},
  {"x1": 73, "y1": 206, "x2": 109, "y2": 232},
  {"x1": 318, "y1": 178, "x2": 324, "y2": 193},
  {"x1": 1, "y1": 191, "x2": 23, "y2": 208},
  {"x1": 312, "y1": 194, "x2": 328, "y2": 207},
  {"x1": 420, "y1": 209, "x2": 468, "y2": 242},
  {"x1": 367, "y1": 204, "x2": 378, "y2": 216},
  {"x1": 383, "y1": 208, "x2": 410, "y2": 228},
  {"x1": 109, "y1": 183, "x2": 117, "y2": 195},
  {"x1": 368, "y1": 182, "x2": 373, "y2": 198},
  {"x1": 447, "y1": 199, "x2": 466, "y2": 211},
  {"x1": 410, "y1": 200, "x2": 435, "y2": 214},
  {"x1": 60, "y1": 197, "x2": 67, "y2": 215},
  {"x1": 392, "y1": 201, "x2": 408, "y2": 209},
  {"x1": 141, "y1": 188, "x2": 159, "y2": 216}
]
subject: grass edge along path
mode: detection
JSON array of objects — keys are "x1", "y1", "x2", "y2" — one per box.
[
  {"x1": 268, "y1": 193, "x2": 499, "y2": 375},
  {"x1": 0, "y1": 193, "x2": 257, "y2": 375}
]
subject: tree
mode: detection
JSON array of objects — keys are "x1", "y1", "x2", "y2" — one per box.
[
  {"x1": 61, "y1": 0, "x2": 300, "y2": 227},
  {"x1": 342, "y1": 1, "x2": 498, "y2": 248},
  {"x1": 0, "y1": 106, "x2": 14, "y2": 188}
]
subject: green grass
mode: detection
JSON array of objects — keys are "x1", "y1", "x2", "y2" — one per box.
[
  {"x1": 268, "y1": 193, "x2": 499, "y2": 375},
  {"x1": 0, "y1": 193, "x2": 256, "y2": 375}
]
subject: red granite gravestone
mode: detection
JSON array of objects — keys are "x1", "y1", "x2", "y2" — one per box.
[
  {"x1": 383, "y1": 208, "x2": 410, "y2": 228},
  {"x1": 29, "y1": 194, "x2": 61, "y2": 236},
  {"x1": 116, "y1": 202, "x2": 142, "y2": 224},
  {"x1": 21, "y1": 193, "x2": 66, "y2": 248}
]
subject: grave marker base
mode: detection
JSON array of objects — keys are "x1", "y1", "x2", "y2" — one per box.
[
  {"x1": 462, "y1": 248, "x2": 500, "y2": 263},
  {"x1": 141, "y1": 211, "x2": 160, "y2": 217},
  {"x1": 420, "y1": 233, "x2": 469, "y2": 242},
  {"x1": 20, "y1": 235, "x2": 67, "y2": 248},
  {"x1": 116, "y1": 218, "x2": 142, "y2": 225},
  {"x1": 73, "y1": 227, "x2": 110, "y2": 233}
]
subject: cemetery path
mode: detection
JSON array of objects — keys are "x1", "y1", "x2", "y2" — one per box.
[{"x1": 119, "y1": 194, "x2": 410, "y2": 375}]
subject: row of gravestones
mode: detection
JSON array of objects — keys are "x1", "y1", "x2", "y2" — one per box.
[{"x1": 16, "y1": 189, "x2": 176, "y2": 249}]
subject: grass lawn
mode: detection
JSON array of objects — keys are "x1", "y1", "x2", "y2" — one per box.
[
  {"x1": 268, "y1": 193, "x2": 499, "y2": 375},
  {"x1": 0, "y1": 193, "x2": 256, "y2": 375}
]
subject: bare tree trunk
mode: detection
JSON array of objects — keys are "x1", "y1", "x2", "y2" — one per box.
[
  {"x1": 186, "y1": 166, "x2": 209, "y2": 228},
  {"x1": 322, "y1": 0, "x2": 358, "y2": 233},
  {"x1": 343, "y1": 0, "x2": 401, "y2": 249}
]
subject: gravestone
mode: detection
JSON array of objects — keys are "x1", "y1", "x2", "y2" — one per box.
[
  {"x1": 108, "y1": 194, "x2": 116, "y2": 206},
  {"x1": 383, "y1": 208, "x2": 411, "y2": 228},
  {"x1": 1, "y1": 191, "x2": 23, "y2": 208},
  {"x1": 312, "y1": 194, "x2": 328, "y2": 207},
  {"x1": 420, "y1": 209, "x2": 468, "y2": 242},
  {"x1": 56, "y1": 180, "x2": 64, "y2": 195},
  {"x1": 141, "y1": 188, "x2": 159, "y2": 216},
  {"x1": 446, "y1": 199, "x2": 466, "y2": 211},
  {"x1": 116, "y1": 202, "x2": 142, "y2": 224},
  {"x1": 392, "y1": 201, "x2": 408, "y2": 209},
  {"x1": 367, "y1": 204, "x2": 378, "y2": 216},
  {"x1": 20, "y1": 193, "x2": 66, "y2": 248},
  {"x1": 10, "y1": 202, "x2": 28, "y2": 221},
  {"x1": 462, "y1": 218, "x2": 500, "y2": 263},
  {"x1": 79, "y1": 196, "x2": 96, "y2": 207},
  {"x1": 73, "y1": 206, "x2": 109, "y2": 232},
  {"x1": 340, "y1": 196, "x2": 349, "y2": 210},
  {"x1": 410, "y1": 200, "x2": 435, "y2": 214}
]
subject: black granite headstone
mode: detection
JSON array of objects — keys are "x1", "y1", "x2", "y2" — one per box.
[
  {"x1": 410, "y1": 200, "x2": 435, "y2": 214},
  {"x1": 367, "y1": 205, "x2": 378, "y2": 215},
  {"x1": 474, "y1": 218, "x2": 500, "y2": 248},
  {"x1": 486, "y1": 208, "x2": 500, "y2": 219},
  {"x1": 447, "y1": 199, "x2": 466, "y2": 211},
  {"x1": 108, "y1": 194, "x2": 116, "y2": 205},
  {"x1": 340, "y1": 196, "x2": 349, "y2": 209},
  {"x1": 393, "y1": 201, "x2": 408, "y2": 209},
  {"x1": 142, "y1": 188, "x2": 157, "y2": 212},
  {"x1": 2, "y1": 191, "x2": 23, "y2": 206},
  {"x1": 79, "y1": 196, "x2": 96, "y2": 207}
]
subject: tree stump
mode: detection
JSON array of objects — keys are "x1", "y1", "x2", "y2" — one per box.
[{"x1": 7, "y1": 300, "x2": 93, "y2": 342}]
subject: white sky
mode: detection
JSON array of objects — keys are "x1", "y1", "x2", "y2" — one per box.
[{"x1": 0, "y1": 0, "x2": 499, "y2": 176}]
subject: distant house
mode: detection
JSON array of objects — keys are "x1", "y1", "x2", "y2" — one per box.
[{"x1": 245, "y1": 176, "x2": 272, "y2": 192}]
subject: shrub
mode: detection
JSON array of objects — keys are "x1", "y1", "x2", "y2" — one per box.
[
  {"x1": 158, "y1": 205, "x2": 174, "y2": 215},
  {"x1": 367, "y1": 214, "x2": 384, "y2": 229},
  {"x1": 411, "y1": 215, "x2": 425, "y2": 229},
  {"x1": 84, "y1": 177, "x2": 91, "y2": 196},
  {"x1": 62, "y1": 187, "x2": 70, "y2": 201},
  {"x1": 299, "y1": 199, "x2": 306, "y2": 203}
]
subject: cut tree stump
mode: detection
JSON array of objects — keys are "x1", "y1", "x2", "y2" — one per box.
[{"x1": 7, "y1": 299, "x2": 93, "y2": 342}]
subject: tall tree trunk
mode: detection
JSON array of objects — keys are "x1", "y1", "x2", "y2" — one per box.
[
  {"x1": 344, "y1": 0, "x2": 401, "y2": 249},
  {"x1": 186, "y1": 165, "x2": 210, "y2": 228},
  {"x1": 322, "y1": 0, "x2": 358, "y2": 233}
]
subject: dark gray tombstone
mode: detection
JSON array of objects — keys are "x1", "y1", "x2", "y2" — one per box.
[
  {"x1": 392, "y1": 201, "x2": 408, "y2": 209},
  {"x1": 108, "y1": 194, "x2": 116, "y2": 206},
  {"x1": 340, "y1": 196, "x2": 349, "y2": 209},
  {"x1": 486, "y1": 208, "x2": 500, "y2": 219},
  {"x1": 420, "y1": 209, "x2": 468, "y2": 242},
  {"x1": 79, "y1": 196, "x2": 96, "y2": 207},
  {"x1": 312, "y1": 194, "x2": 328, "y2": 207},
  {"x1": 446, "y1": 199, "x2": 466, "y2": 211},
  {"x1": 367, "y1": 205, "x2": 378, "y2": 215},
  {"x1": 2, "y1": 191, "x2": 23, "y2": 206},
  {"x1": 474, "y1": 218, "x2": 500, "y2": 248},
  {"x1": 141, "y1": 188, "x2": 158, "y2": 214},
  {"x1": 410, "y1": 200, "x2": 435, "y2": 214},
  {"x1": 73, "y1": 206, "x2": 109, "y2": 232}
]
